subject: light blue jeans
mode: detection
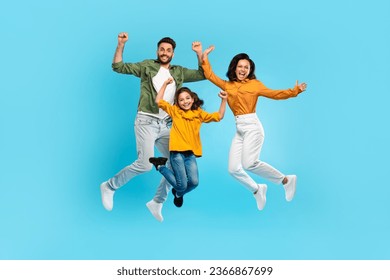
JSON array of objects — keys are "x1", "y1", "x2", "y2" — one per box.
[
  {"x1": 159, "y1": 151, "x2": 199, "y2": 197},
  {"x1": 107, "y1": 113, "x2": 172, "y2": 203}
]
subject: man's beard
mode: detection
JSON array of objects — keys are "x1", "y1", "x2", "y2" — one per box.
[{"x1": 157, "y1": 54, "x2": 172, "y2": 65}]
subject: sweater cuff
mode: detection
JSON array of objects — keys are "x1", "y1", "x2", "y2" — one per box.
[
  {"x1": 201, "y1": 56, "x2": 209, "y2": 66},
  {"x1": 294, "y1": 85, "x2": 302, "y2": 95}
]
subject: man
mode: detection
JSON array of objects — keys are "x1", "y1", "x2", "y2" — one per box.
[{"x1": 100, "y1": 32, "x2": 205, "y2": 222}]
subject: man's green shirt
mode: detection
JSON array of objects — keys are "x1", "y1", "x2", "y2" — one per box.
[{"x1": 112, "y1": 59, "x2": 205, "y2": 114}]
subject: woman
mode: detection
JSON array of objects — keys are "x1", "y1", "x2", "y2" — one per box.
[
  {"x1": 149, "y1": 77, "x2": 227, "y2": 207},
  {"x1": 201, "y1": 46, "x2": 307, "y2": 210}
]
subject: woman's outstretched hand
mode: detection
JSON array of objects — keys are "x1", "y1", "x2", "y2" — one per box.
[
  {"x1": 202, "y1": 45, "x2": 215, "y2": 62},
  {"x1": 296, "y1": 80, "x2": 307, "y2": 92}
]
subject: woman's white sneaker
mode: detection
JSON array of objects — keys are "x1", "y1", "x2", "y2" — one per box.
[
  {"x1": 254, "y1": 184, "x2": 267, "y2": 210},
  {"x1": 100, "y1": 181, "x2": 115, "y2": 211},
  {"x1": 283, "y1": 175, "x2": 297, "y2": 202}
]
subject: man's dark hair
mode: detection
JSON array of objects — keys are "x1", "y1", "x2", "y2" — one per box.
[{"x1": 157, "y1": 37, "x2": 176, "y2": 50}]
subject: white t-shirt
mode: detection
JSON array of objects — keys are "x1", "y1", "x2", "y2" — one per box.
[{"x1": 140, "y1": 66, "x2": 176, "y2": 119}]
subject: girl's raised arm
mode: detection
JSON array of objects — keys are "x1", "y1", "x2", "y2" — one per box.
[{"x1": 155, "y1": 77, "x2": 174, "y2": 103}]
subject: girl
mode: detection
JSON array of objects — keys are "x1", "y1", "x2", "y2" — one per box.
[
  {"x1": 201, "y1": 46, "x2": 307, "y2": 210},
  {"x1": 149, "y1": 78, "x2": 227, "y2": 207}
]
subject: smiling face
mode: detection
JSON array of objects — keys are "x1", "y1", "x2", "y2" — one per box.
[
  {"x1": 157, "y1": 42, "x2": 174, "y2": 65},
  {"x1": 177, "y1": 91, "x2": 194, "y2": 111},
  {"x1": 235, "y1": 59, "x2": 251, "y2": 81}
]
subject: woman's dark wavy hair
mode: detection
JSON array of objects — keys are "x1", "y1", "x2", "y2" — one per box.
[
  {"x1": 174, "y1": 87, "x2": 204, "y2": 110},
  {"x1": 226, "y1": 53, "x2": 256, "y2": 81}
]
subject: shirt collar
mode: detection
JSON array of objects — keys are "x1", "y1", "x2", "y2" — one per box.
[{"x1": 153, "y1": 59, "x2": 175, "y2": 69}]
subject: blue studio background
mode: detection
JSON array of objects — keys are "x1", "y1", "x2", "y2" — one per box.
[{"x1": 1, "y1": 0, "x2": 389, "y2": 259}]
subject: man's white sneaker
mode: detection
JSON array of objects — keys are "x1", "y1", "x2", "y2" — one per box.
[
  {"x1": 254, "y1": 184, "x2": 267, "y2": 210},
  {"x1": 100, "y1": 181, "x2": 115, "y2": 211},
  {"x1": 146, "y1": 200, "x2": 164, "y2": 222},
  {"x1": 283, "y1": 175, "x2": 297, "y2": 202}
]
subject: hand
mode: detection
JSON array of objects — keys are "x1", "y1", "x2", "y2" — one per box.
[
  {"x1": 218, "y1": 90, "x2": 228, "y2": 100},
  {"x1": 296, "y1": 80, "x2": 307, "y2": 92},
  {"x1": 192, "y1": 41, "x2": 202, "y2": 55},
  {"x1": 165, "y1": 77, "x2": 174, "y2": 85},
  {"x1": 202, "y1": 45, "x2": 215, "y2": 61},
  {"x1": 203, "y1": 45, "x2": 215, "y2": 56},
  {"x1": 118, "y1": 32, "x2": 128, "y2": 45}
]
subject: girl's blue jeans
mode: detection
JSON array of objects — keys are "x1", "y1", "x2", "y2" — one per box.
[{"x1": 159, "y1": 151, "x2": 199, "y2": 197}]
